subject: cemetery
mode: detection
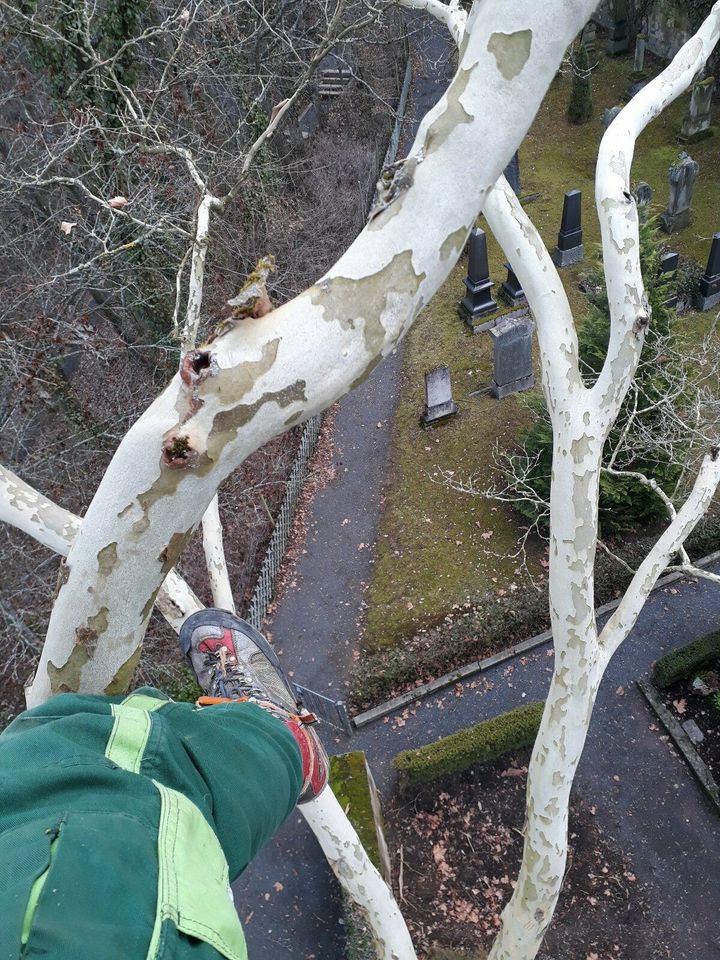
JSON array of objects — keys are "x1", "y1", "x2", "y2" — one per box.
[
  {"x1": 4, "y1": 4, "x2": 720, "y2": 960},
  {"x1": 361, "y1": 27, "x2": 720, "y2": 687}
]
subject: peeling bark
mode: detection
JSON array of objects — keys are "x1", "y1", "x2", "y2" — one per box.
[{"x1": 30, "y1": 0, "x2": 601, "y2": 705}]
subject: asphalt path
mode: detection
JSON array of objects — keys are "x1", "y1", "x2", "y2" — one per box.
[{"x1": 235, "y1": 13, "x2": 720, "y2": 960}]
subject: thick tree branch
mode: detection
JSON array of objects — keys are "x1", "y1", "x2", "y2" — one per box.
[
  {"x1": 592, "y1": 3, "x2": 720, "y2": 424},
  {"x1": 484, "y1": 176, "x2": 585, "y2": 413},
  {"x1": 0, "y1": 464, "x2": 202, "y2": 635},
  {"x1": 31, "y1": 0, "x2": 601, "y2": 705}
]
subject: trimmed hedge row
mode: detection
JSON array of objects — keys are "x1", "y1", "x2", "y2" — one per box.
[
  {"x1": 653, "y1": 629, "x2": 720, "y2": 689},
  {"x1": 394, "y1": 700, "x2": 544, "y2": 789}
]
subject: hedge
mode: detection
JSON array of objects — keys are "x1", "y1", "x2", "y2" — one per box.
[
  {"x1": 394, "y1": 700, "x2": 544, "y2": 789},
  {"x1": 652, "y1": 629, "x2": 720, "y2": 689}
]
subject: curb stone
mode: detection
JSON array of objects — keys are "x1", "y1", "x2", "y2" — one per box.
[
  {"x1": 353, "y1": 549, "x2": 720, "y2": 729},
  {"x1": 637, "y1": 676, "x2": 720, "y2": 812}
]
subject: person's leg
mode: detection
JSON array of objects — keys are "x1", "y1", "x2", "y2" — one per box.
[{"x1": 0, "y1": 612, "x2": 328, "y2": 960}]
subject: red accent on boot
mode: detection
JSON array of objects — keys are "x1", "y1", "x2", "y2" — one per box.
[
  {"x1": 284, "y1": 718, "x2": 328, "y2": 803},
  {"x1": 198, "y1": 629, "x2": 236, "y2": 657}
]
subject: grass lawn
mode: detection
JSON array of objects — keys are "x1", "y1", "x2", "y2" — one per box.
[{"x1": 363, "y1": 44, "x2": 720, "y2": 654}]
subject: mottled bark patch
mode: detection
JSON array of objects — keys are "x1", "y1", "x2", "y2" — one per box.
[
  {"x1": 104, "y1": 647, "x2": 142, "y2": 696},
  {"x1": 48, "y1": 644, "x2": 90, "y2": 694},
  {"x1": 97, "y1": 542, "x2": 118, "y2": 577},
  {"x1": 308, "y1": 249, "x2": 425, "y2": 363},
  {"x1": 206, "y1": 381, "x2": 307, "y2": 462},
  {"x1": 424, "y1": 67, "x2": 473, "y2": 154},
  {"x1": 487, "y1": 29, "x2": 533, "y2": 81}
]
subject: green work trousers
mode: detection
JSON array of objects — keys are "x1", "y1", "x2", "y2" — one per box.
[{"x1": 0, "y1": 688, "x2": 303, "y2": 960}]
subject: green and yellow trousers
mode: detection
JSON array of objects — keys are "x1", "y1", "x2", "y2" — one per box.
[{"x1": 0, "y1": 688, "x2": 303, "y2": 960}]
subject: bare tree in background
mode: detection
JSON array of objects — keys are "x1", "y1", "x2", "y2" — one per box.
[{"x1": 2, "y1": 0, "x2": 720, "y2": 958}]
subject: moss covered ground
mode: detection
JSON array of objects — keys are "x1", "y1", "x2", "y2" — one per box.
[{"x1": 364, "y1": 45, "x2": 720, "y2": 654}]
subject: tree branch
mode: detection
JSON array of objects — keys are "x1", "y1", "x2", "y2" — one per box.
[
  {"x1": 592, "y1": 3, "x2": 720, "y2": 425},
  {"x1": 0, "y1": 464, "x2": 202, "y2": 636},
  {"x1": 598, "y1": 449, "x2": 720, "y2": 663}
]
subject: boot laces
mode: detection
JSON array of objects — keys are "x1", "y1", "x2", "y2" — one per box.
[{"x1": 204, "y1": 647, "x2": 264, "y2": 700}]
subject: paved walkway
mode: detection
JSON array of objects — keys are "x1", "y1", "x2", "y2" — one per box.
[
  {"x1": 234, "y1": 14, "x2": 455, "y2": 959},
  {"x1": 234, "y1": 15, "x2": 720, "y2": 960}
]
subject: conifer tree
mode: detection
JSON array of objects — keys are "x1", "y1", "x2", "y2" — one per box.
[{"x1": 568, "y1": 42, "x2": 593, "y2": 124}]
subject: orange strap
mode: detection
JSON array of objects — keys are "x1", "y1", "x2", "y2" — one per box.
[{"x1": 195, "y1": 696, "x2": 318, "y2": 725}]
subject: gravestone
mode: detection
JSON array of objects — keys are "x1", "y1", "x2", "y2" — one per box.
[
  {"x1": 422, "y1": 366, "x2": 458, "y2": 426},
  {"x1": 659, "y1": 251, "x2": 679, "y2": 309},
  {"x1": 552, "y1": 190, "x2": 584, "y2": 267},
  {"x1": 633, "y1": 33, "x2": 647, "y2": 76},
  {"x1": 298, "y1": 103, "x2": 320, "y2": 140},
  {"x1": 607, "y1": 0, "x2": 629, "y2": 56},
  {"x1": 501, "y1": 263, "x2": 526, "y2": 306},
  {"x1": 504, "y1": 151, "x2": 521, "y2": 196},
  {"x1": 627, "y1": 33, "x2": 649, "y2": 97},
  {"x1": 601, "y1": 105, "x2": 622, "y2": 129},
  {"x1": 459, "y1": 227, "x2": 497, "y2": 330},
  {"x1": 490, "y1": 315, "x2": 534, "y2": 399},
  {"x1": 660, "y1": 152, "x2": 699, "y2": 234},
  {"x1": 581, "y1": 21, "x2": 597, "y2": 56},
  {"x1": 634, "y1": 180, "x2": 653, "y2": 222},
  {"x1": 680, "y1": 77, "x2": 715, "y2": 142},
  {"x1": 695, "y1": 233, "x2": 720, "y2": 312}
]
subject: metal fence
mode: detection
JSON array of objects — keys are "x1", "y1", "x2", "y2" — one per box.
[
  {"x1": 294, "y1": 683, "x2": 354, "y2": 736},
  {"x1": 244, "y1": 38, "x2": 414, "y2": 726},
  {"x1": 383, "y1": 51, "x2": 413, "y2": 169},
  {"x1": 246, "y1": 414, "x2": 322, "y2": 629}
]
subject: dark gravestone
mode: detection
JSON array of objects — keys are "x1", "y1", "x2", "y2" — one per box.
[
  {"x1": 501, "y1": 263, "x2": 526, "y2": 307},
  {"x1": 552, "y1": 190, "x2": 584, "y2": 267},
  {"x1": 634, "y1": 180, "x2": 653, "y2": 223},
  {"x1": 607, "y1": 0, "x2": 629, "y2": 56},
  {"x1": 601, "y1": 105, "x2": 622, "y2": 130},
  {"x1": 659, "y1": 251, "x2": 679, "y2": 309},
  {"x1": 627, "y1": 33, "x2": 649, "y2": 98},
  {"x1": 504, "y1": 151, "x2": 521, "y2": 196},
  {"x1": 695, "y1": 233, "x2": 720, "y2": 312},
  {"x1": 459, "y1": 227, "x2": 497, "y2": 330},
  {"x1": 298, "y1": 103, "x2": 320, "y2": 140},
  {"x1": 490, "y1": 315, "x2": 534, "y2": 399},
  {"x1": 422, "y1": 366, "x2": 458, "y2": 426},
  {"x1": 661, "y1": 152, "x2": 699, "y2": 234},
  {"x1": 581, "y1": 21, "x2": 597, "y2": 56}
]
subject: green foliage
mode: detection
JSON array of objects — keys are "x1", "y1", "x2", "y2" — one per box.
[
  {"x1": 653, "y1": 629, "x2": 720, "y2": 689},
  {"x1": 567, "y1": 43, "x2": 593, "y2": 125},
  {"x1": 675, "y1": 255, "x2": 704, "y2": 307},
  {"x1": 394, "y1": 701, "x2": 544, "y2": 789},
  {"x1": 160, "y1": 665, "x2": 203, "y2": 703},
  {"x1": 17, "y1": 0, "x2": 148, "y2": 109},
  {"x1": 516, "y1": 219, "x2": 683, "y2": 535},
  {"x1": 329, "y1": 752, "x2": 382, "y2": 872}
]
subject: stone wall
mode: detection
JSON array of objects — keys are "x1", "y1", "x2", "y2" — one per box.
[
  {"x1": 647, "y1": 0, "x2": 692, "y2": 59},
  {"x1": 590, "y1": 0, "x2": 693, "y2": 60}
]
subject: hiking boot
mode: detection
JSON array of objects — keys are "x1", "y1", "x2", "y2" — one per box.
[{"x1": 179, "y1": 609, "x2": 328, "y2": 803}]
